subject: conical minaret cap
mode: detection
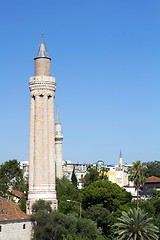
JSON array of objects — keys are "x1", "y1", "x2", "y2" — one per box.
[
  {"x1": 120, "y1": 150, "x2": 122, "y2": 158},
  {"x1": 34, "y1": 34, "x2": 51, "y2": 60},
  {"x1": 56, "y1": 105, "x2": 61, "y2": 124}
]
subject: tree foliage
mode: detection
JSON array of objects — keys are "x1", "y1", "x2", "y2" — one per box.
[
  {"x1": 82, "y1": 180, "x2": 132, "y2": 211},
  {"x1": 71, "y1": 166, "x2": 78, "y2": 187},
  {"x1": 0, "y1": 159, "x2": 24, "y2": 197},
  {"x1": 129, "y1": 198, "x2": 160, "y2": 217},
  {"x1": 153, "y1": 214, "x2": 160, "y2": 240},
  {"x1": 99, "y1": 167, "x2": 108, "y2": 181},
  {"x1": 56, "y1": 177, "x2": 81, "y2": 215},
  {"x1": 146, "y1": 161, "x2": 160, "y2": 178},
  {"x1": 31, "y1": 199, "x2": 103, "y2": 240},
  {"x1": 84, "y1": 165, "x2": 108, "y2": 187},
  {"x1": 18, "y1": 196, "x2": 27, "y2": 213},
  {"x1": 31, "y1": 199, "x2": 53, "y2": 240},
  {"x1": 84, "y1": 205, "x2": 114, "y2": 238},
  {"x1": 83, "y1": 165, "x2": 99, "y2": 187},
  {"x1": 144, "y1": 188, "x2": 159, "y2": 199},
  {"x1": 114, "y1": 208, "x2": 159, "y2": 240}
]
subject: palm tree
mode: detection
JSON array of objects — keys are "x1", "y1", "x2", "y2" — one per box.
[
  {"x1": 128, "y1": 160, "x2": 147, "y2": 209},
  {"x1": 114, "y1": 208, "x2": 159, "y2": 240}
]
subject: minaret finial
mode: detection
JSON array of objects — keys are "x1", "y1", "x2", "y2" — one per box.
[{"x1": 42, "y1": 32, "x2": 44, "y2": 38}]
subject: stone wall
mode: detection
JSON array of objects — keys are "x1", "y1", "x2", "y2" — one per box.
[{"x1": 0, "y1": 219, "x2": 32, "y2": 240}]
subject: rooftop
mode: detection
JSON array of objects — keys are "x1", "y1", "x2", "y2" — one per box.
[
  {"x1": 12, "y1": 189, "x2": 25, "y2": 198},
  {"x1": 146, "y1": 176, "x2": 160, "y2": 183},
  {"x1": 0, "y1": 197, "x2": 30, "y2": 221}
]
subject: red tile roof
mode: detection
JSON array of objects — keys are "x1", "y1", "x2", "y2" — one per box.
[
  {"x1": 146, "y1": 176, "x2": 160, "y2": 183},
  {"x1": 12, "y1": 189, "x2": 25, "y2": 198},
  {"x1": 0, "y1": 197, "x2": 30, "y2": 221},
  {"x1": 123, "y1": 184, "x2": 136, "y2": 187}
]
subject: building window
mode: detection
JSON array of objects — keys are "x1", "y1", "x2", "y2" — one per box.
[
  {"x1": 0, "y1": 226, "x2": 2, "y2": 232},
  {"x1": 81, "y1": 174, "x2": 83, "y2": 178},
  {"x1": 116, "y1": 178, "x2": 122, "y2": 184},
  {"x1": 54, "y1": 203, "x2": 57, "y2": 210},
  {"x1": 23, "y1": 224, "x2": 25, "y2": 229}
]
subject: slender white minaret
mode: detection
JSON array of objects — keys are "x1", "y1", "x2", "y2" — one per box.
[
  {"x1": 119, "y1": 150, "x2": 123, "y2": 169},
  {"x1": 55, "y1": 105, "x2": 63, "y2": 178},
  {"x1": 27, "y1": 35, "x2": 57, "y2": 214}
]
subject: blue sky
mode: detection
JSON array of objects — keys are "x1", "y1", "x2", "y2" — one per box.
[{"x1": 0, "y1": 0, "x2": 160, "y2": 165}]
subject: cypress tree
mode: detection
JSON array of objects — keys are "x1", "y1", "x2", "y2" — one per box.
[{"x1": 71, "y1": 166, "x2": 78, "y2": 187}]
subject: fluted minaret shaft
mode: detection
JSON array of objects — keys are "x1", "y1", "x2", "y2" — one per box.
[
  {"x1": 55, "y1": 106, "x2": 63, "y2": 178},
  {"x1": 27, "y1": 35, "x2": 57, "y2": 214}
]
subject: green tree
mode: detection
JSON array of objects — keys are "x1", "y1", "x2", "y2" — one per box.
[
  {"x1": 145, "y1": 188, "x2": 158, "y2": 199},
  {"x1": 18, "y1": 196, "x2": 27, "y2": 213},
  {"x1": 56, "y1": 177, "x2": 81, "y2": 215},
  {"x1": 31, "y1": 199, "x2": 53, "y2": 240},
  {"x1": 114, "y1": 208, "x2": 159, "y2": 240},
  {"x1": 129, "y1": 198, "x2": 160, "y2": 216},
  {"x1": 84, "y1": 165, "x2": 99, "y2": 187},
  {"x1": 151, "y1": 198, "x2": 160, "y2": 214},
  {"x1": 99, "y1": 167, "x2": 108, "y2": 180},
  {"x1": 146, "y1": 161, "x2": 160, "y2": 178},
  {"x1": 0, "y1": 159, "x2": 23, "y2": 197},
  {"x1": 32, "y1": 198, "x2": 52, "y2": 214},
  {"x1": 128, "y1": 160, "x2": 147, "y2": 209},
  {"x1": 138, "y1": 200, "x2": 155, "y2": 215},
  {"x1": 153, "y1": 214, "x2": 160, "y2": 240},
  {"x1": 76, "y1": 217, "x2": 102, "y2": 239},
  {"x1": 84, "y1": 165, "x2": 108, "y2": 187},
  {"x1": 82, "y1": 179, "x2": 131, "y2": 212},
  {"x1": 62, "y1": 236, "x2": 107, "y2": 240},
  {"x1": 31, "y1": 199, "x2": 103, "y2": 240},
  {"x1": 84, "y1": 205, "x2": 115, "y2": 238},
  {"x1": 71, "y1": 166, "x2": 78, "y2": 187}
]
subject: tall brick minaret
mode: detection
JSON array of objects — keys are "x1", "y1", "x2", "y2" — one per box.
[{"x1": 27, "y1": 35, "x2": 57, "y2": 214}]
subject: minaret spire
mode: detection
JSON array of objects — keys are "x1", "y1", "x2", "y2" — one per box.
[
  {"x1": 119, "y1": 150, "x2": 123, "y2": 169},
  {"x1": 56, "y1": 105, "x2": 61, "y2": 124},
  {"x1": 55, "y1": 105, "x2": 63, "y2": 178},
  {"x1": 120, "y1": 150, "x2": 122, "y2": 159}
]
